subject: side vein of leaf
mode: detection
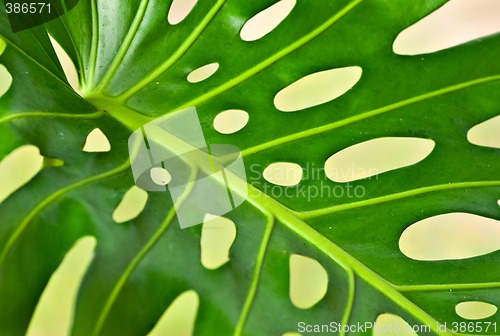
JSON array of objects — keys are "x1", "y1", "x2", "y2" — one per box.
[
  {"x1": 396, "y1": 282, "x2": 500, "y2": 292},
  {"x1": 86, "y1": 0, "x2": 99, "y2": 89},
  {"x1": 299, "y1": 181, "x2": 500, "y2": 219},
  {"x1": 0, "y1": 111, "x2": 104, "y2": 125},
  {"x1": 92, "y1": 166, "x2": 198, "y2": 336},
  {"x1": 115, "y1": 0, "x2": 226, "y2": 101},
  {"x1": 0, "y1": 160, "x2": 131, "y2": 266},
  {"x1": 94, "y1": 0, "x2": 151, "y2": 92},
  {"x1": 339, "y1": 269, "x2": 355, "y2": 336},
  {"x1": 165, "y1": 0, "x2": 364, "y2": 113},
  {"x1": 234, "y1": 211, "x2": 275, "y2": 336},
  {"x1": 240, "y1": 75, "x2": 500, "y2": 157}
]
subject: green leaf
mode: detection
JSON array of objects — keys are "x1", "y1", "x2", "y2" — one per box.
[{"x1": 1, "y1": 0, "x2": 499, "y2": 335}]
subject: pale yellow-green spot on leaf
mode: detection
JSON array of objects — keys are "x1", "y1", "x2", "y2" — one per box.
[
  {"x1": 48, "y1": 34, "x2": 81, "y2": 95},
  {"x1": 240, "y1": 0, "x2": 297, "y2": 41},
  {"x1": 26, "y1": 237, "x2": 96, "y2": 336},
  {"x1": 150, "y1": 167, "x2": 172, "y2": 186},
  {"x1": 393, "y1": 0, "x2": 500, "y2": 55},
  {"x1": 187, "y1": 62, "x2": 219, "y2": 83},
  {"x1": 467, "y1": 114, "x2": 500, "y2": 149},
  {"x1": 274, "y1": 66, "x2": 362, "y2": 112},
  {"x1": 289, "y1": 254, "x2": 328, "y2": 309},
  {"x1": 456, "y1": 301, "x2": 498, "y2": 320},
  {"x1": 0, "y1": 145, "x2": 43, "y2": 204},
  {"x1": 112, "y1": 186, "x2": 148, "y2": 223},
  {"x1": 148, "y1": 290, "x2": 199, "y2": 336},
  {"x1": 373, "y1": 313, "x2": 417, "y2": 336},
  {"x1": 325, "y1": 137, "x2": 435, "y2": 183},
  {"x1": 213, "y1": 109, "x2": 249, "y2": 134},
  {"x1": 168, "y1": 0, "x2": 197, "y2": 25},
  {"x1": 0, "y1": 64, "x2": 13, "y2": 97},
  {"x1": 82, "y1": 128, "x2": 111, "y2": 152},
  {"x1": 400, "y1": 213, "x2": 500, "y2": 261},
  {"x1": 200, "y1": 214, "x2": 237, "y2": 270},
  {"x1": 263, "y1": 162, "x2": 302, "y2": 187}
]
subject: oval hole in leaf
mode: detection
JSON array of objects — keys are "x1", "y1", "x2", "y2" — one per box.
[
  {"x1": 456, "y1": 301, "x2": 498, "y2": 320},
  {"x1": 399, "y1": 213, "x2": 500, "y2": 261},
  {"x1": 325, "y1": 137, "x2": 434, "y2": 183},
  {"x1": 0, "y1": 145, "x2": 43, "y2": 203},
  {"x1": 373, "y1": 313, "x2": 417, "y2": 336},
  {"x1": 274, "y1": 66, "x2": 362, "y2": 112},
  {"x1": 467, "y1": 115, "x2": 500, "y2": 149},
  {"x1": 289, "y1": 254, "x2": 328, "y2": 309},
  {"x1": 48, "y1": 34, "x2": 81, "y2": 95},
  {"x1": 112, "y1": 186, "x2": 148, "y2": 223},
  {"x1": 150, "y1": 167, "x2": 172, "y2": 186},
  {"x1": 168, "y1": 0, "x2": 197, "y2": 25},
  {"x1": 82, "y1": 128, "x2": 111, "y2": 152},
  {"x1": 147, "y1": 290, "x2": 199, "y2": 336},
  {"x1": 240, "y1": 0, "x2": 297, "y2": 41},
  {"x1": 200, "y1": 214, "x2": 237, "y2": 270},
  {"x1": 213, "y1": 109, "x2": 249, "y2": 134},
  {"x1": 0, "y1": 64, "x2": 13, "y2": 97},
  {"x1": 393, "y1": 0, "x2": 500, "y2": 55},
  {"x1": 26, "y1": 236, "x2": 96, "y2": 336},
  {"x1": 187, "y1": 63, "x2": 219, "y2": 83},
  {"x1": 263, "y1": 162, "x2": 302, "y2": 186}
]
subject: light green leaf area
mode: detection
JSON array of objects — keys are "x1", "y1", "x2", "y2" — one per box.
[{"x1": 1, "y1": 0, "x2": 499, "y2": 335}]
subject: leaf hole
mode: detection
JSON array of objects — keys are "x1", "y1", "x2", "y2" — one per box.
[
  {"x1": 147, "y1": 290, "x2": 199, "y2": 336},
  {"x1": 289, "y1": 254, "x2": 328, "y2": 309},
  {"x1": 26, "y1": 236, "x2": 96, "y2": 336},
  {"x1": 373, "y1": 313, "x2": 417, "y2": 336},
  {"x1": 82, "y1": 128, "x2": 111, "y2": 153},
  {"x1": 150, "y1": 167, "x2": 172, "y2": 186},
  {"x1": 274, "y1": 66, "x2": 362, "y2": 112},
  {"x1": 393, "y1": 0, "x2": 500, "y2": 55},
  {"x1": 325, "y1": 137, "x2": 435, "y2": 182},
  {"x1": 0, "y1": 145, "x2": 43, "y2": 203},
  {"x1": 467, "y1": 115, "x2": 500, "y2": 149},
  {"x1": 200, "y1": 214, "x2": 237, "y2": 270},
  {"x1": 456, "y1": 301, "x2": 497, "y2": 320},
  {"x1": 399, "y1": 213, "x2": 500, "y2": 261},
  {"x1": 167, "y1": 0, "x2": 198, "y2": 25},
  {"x1": 240, "y1": 0, "x2": 297, "y2": 41},
  {"x1": 187, "y1": 62, "x2": 219, "y2": 83},
  {"x1": 263, "y1": 162, "x2": 302, "y2": 187},
  {"x1": 0, "y1": 64, "x2": 13, "y2": 97},
  {"x1": 48, "y1": 34, "x2": 81, "y2": 95},
  {"x1": 213, "y1": 109, "x2": 249, "y2": 134},
  {"x1": 112, "y1": 186, "x2": 148, "y2": 223}
]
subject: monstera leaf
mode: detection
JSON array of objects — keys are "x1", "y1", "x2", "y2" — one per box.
[{"x1": 1, "y1": 0, "x2": 499, "y2": 335}]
